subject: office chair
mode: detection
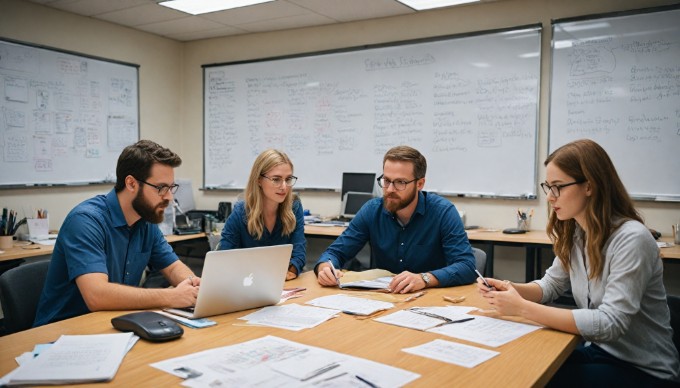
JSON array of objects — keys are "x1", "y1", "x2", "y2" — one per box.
[
  {"x1": 472, "y1": 247, "x2": 487, "y2": 275},
  {"x1": 207, "y1": 233, "x2": 221, "y2": 251},
  {"x1": 667, "y1": 294, "x2": 680, "y2": 354},
  {"x1": 217, "y1": 202, "x2": 232, "y2": 222},
  {"x1": 0, "y1": 259, "x2": 50, "y2": 334}
]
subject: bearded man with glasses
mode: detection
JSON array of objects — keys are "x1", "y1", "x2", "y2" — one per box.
[
  {"x1": 315, "y1": 145, "x2": 476, "y2": 293},
  {"x1": 34, "y1": 140, "x2": 200, "y2": 327}
]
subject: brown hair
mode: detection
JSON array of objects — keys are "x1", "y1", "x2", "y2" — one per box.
[
  {"x1": 545, "y1": 139, "x2": 642, "y2": 279},
  {"x1": 114, "y1": 140, "x2": 182, "y2": 192},
  {"x1": 383, "y1": 145, "x2": 427, "y2": 179}
]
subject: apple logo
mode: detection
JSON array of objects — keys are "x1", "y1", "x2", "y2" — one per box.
[{"x1": 243, "y1": 273, "x2": 254, "y2": 287}]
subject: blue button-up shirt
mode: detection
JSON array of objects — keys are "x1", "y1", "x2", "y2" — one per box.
[
  {"x1": 218, "y1": 199, "x2": 307, "y2": 274},
  {"x1": 317, "y1": 191, "x2": 476, "y2": 287},
  {"x1": 34, "y1": 189, "x2": 178, "y2": 327}
]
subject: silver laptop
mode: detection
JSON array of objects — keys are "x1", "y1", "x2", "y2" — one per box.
[{"x1": 164, "y1": 244, "x2": 292, "y2": 319}]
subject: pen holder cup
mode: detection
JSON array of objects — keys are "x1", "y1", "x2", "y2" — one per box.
[
  {"x1": 517, "y1": 218, "x2": 531, "y2": 231},
  {"x1": 27, "y1": 218, "x2": 49, "y2": 240},
  {"x1": 0, "y1": 235, "x2": 13, "y2": 249},
  {"x1": 673, "y1": 224, "x2": 680, "y2": 245}
]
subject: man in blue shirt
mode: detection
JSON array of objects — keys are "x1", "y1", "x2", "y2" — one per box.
[
  {"x1": 34, "y1": 140, "x2": 200, "y2": 327},
  {"x1": 316, "y1": 145, "x2": 476, "y2": 293}
]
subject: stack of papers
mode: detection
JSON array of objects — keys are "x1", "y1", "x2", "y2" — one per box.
[{"x1": 1, "y1": 333, "x2": 137, "y2": 386}]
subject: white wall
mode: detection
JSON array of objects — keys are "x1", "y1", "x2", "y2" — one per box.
[{"x1": 1, "y1": 0, "x2": 679, "y2": 289}]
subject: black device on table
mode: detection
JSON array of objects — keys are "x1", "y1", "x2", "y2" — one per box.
[{"x1": 111, "y1": 311, "x2": 183, "y2": 342}]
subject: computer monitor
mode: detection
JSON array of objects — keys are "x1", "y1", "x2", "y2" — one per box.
[
  {"x1": 341, "y1": 172, "x2": 376, "y2": 198},
  {"x1": 340, "y1": 192, "x2": 374, "y2": 219}
]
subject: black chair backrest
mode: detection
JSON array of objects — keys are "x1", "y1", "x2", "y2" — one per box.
[
  {"x1": 217, "y1": 202, "x2": 231, "y2": 222},
  {"x1": 0, "y1": 260, "x2": 50, "y2": 334},
  {"x1": 667, "y1": 295, "x2": 680, "y2": 354}
]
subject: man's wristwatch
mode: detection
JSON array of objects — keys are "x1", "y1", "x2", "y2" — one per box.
[{"x1": 420, "y1": 272, "x2": 431, "y2": 287}]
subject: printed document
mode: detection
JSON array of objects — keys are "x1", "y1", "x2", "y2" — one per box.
[
  {"x1": 403, "y1": 339, "x2": 500, "y2": 368},
  {"x1": 429, "y1": 315, "x2": 542, "y2": 347},
  {"x1": 376, "y1": 306, "x2": 478, "y2": 330},
  {"x1": 238, "y1": 303, "x2": 339, "y2": 331},
  {"x1": 151, "y1": 335, "x2": 420, "y2": 387}
]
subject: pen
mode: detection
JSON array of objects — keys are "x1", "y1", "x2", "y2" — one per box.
[
  {"x1": 475, "y1": 269, "x2": 494, "y2": 290},
  {"x1": 328, "y1": 260, "x2": 340, "y2": 286},
  {"x1": 355, "y1": 375, "x2": 379, "y2": 388},
  {"x1": 301, "y1": 362, "x2": 340, "y2": 381}
]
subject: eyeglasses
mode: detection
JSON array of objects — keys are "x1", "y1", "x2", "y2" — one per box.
[
  {"x1": 377, "y1": 175, "x2": 419, "y2": 191},
  {"x1": 260, "y1": 174, "x2": 297, "y2": 187},
  {"x1": 136, "y1": 179, "x2": 179, "y2": 196},
  {"x1": 540, "y1": 181, "x2": 585, "y2": 198}
]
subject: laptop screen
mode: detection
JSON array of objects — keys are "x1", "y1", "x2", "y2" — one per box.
[{"x1": 341, "y1": 192, "x2": 374, "y2": 218}]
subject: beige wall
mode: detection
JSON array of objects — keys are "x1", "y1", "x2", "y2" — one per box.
[
  {"x1": 1, "y1": 0, "x2": 679, "y2": 285},
  {"x1": 0, "y1": 0, "x2": 184, "y2": 227}
]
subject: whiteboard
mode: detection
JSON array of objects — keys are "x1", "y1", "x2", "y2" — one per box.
[
  {"x1": 0, "y1": 39, "x2": 139, "y2": 187},
  {"x1": 549, "y1": 6, "x2": 680, "y2": 201},
  {"x1": 204, "y1": 26, "x2": 542, "y2": 198}
]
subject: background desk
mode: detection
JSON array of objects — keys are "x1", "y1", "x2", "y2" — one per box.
[
  {"x1": 0, "y1": 233, "x2": 208, "y2": 264},
  {"x1": 0, "y1": 272, "x2": 578, "y2": 386}
]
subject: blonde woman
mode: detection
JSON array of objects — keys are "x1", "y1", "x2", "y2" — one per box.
[
  {"x1": 477, "y1": 139, "x2": 679, "y2": 386},
  {"x1": 219, "y1": 149, "x2": 306, "y2": 280}
]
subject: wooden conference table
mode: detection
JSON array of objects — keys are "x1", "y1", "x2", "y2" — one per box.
[{"x1": 0, "y1": 272, "x2": 578, "y2": 387}]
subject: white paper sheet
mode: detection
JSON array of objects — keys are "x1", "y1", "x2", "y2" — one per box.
[
  {"x1": 403, "y1": 339, "x2": 500, "y2": 368},
  {"x1": 238, "y1": 303, "x2": 339, "y2": 331},
  {"x1": 429, "y1": 315, "x2": 542, "y2": 347}
]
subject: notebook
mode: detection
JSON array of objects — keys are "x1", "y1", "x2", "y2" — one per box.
[{"x1": 164, "y1": 244, "x2": 293, "y2": 319}]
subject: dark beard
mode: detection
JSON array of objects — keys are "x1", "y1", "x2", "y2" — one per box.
[
  {"x1": 383, "y1": 187, "x2": 417, "y2": 213},
  {"x1": 132, "y1": 189, "x2": 168, "y2": 224}
]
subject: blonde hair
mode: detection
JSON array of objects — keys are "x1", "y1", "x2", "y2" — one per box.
[
  {"x1": 244, "y1": 149, "x2": 296, "y2": 239},
  {"x1": 545, "y1": 139, "x2": 642, "y2": 279}
]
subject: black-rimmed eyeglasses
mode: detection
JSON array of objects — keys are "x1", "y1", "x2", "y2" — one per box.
[
  {"x1": 540, "y1": 181, "x2": 585, "y2": 198},
  {"x1": 377, "y1": 175, "x2": 419, "y2": 191},
  {"x1": 137, "y1": 179, "x2": 179, "y2": 196},
  {"x1": 260, "y1": 174, "x2": 297, "y2": 187}
]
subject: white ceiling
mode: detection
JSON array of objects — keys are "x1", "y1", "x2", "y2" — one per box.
[{"x1": 24, "y1": 0, "x2": 494, "y2": 42}]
